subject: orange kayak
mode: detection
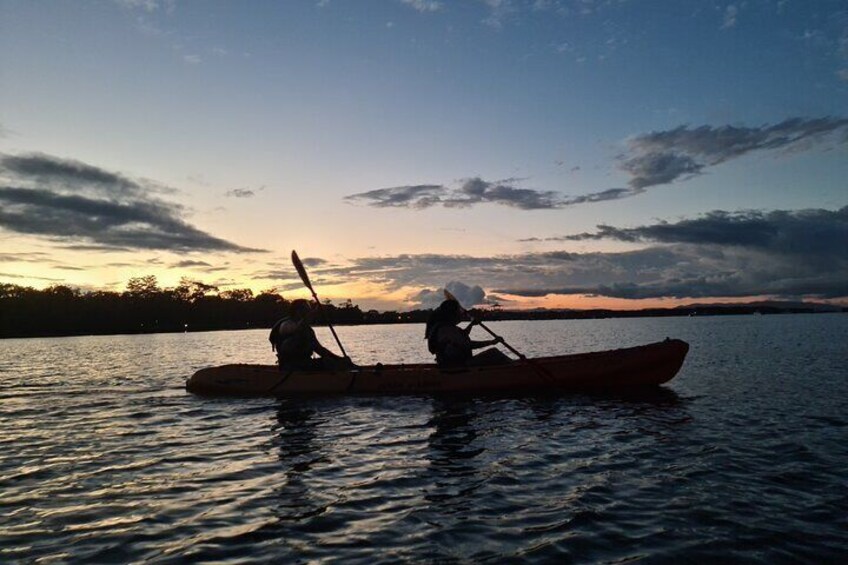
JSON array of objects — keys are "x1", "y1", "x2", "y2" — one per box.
[{"x1": 186, "y1": 338, "x2": 689, "y2": 397}]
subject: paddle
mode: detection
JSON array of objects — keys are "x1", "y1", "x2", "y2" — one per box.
[
  {"x1": 444, "y1": 289, "x2": 555, "y2": 382},
  {"x1": 291, "y1": 249, "x2": 349, "y2": 360}
]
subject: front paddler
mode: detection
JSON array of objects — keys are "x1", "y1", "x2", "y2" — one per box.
[{"x1": 269, "y1": 299, "x2": 351, "y2": 371}]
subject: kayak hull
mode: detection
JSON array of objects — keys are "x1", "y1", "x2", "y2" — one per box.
[{"x1": 186, "y1": 338, "x2": 689, "y2": 397}]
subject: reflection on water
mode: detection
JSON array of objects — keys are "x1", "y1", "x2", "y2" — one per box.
[
  {"x1": 1, "y1": 314, "x2": 847, "y2": 561},
  {"x1": 273, "y1": 402, "x2": 327, "y2": 522},
  {"x1": 425, "y1": 399, "x2": 485, "y2": 509}
]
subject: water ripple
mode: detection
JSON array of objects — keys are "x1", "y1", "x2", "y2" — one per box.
[{"x1": 1, "y1": 316, "x2": 847, "y2": 562}]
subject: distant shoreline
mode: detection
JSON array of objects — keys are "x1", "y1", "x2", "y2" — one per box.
[{"x1": 2, "y1": 306, "x2": 843, "y2": 340}]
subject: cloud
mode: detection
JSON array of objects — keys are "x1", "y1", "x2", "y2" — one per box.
[
  {"x1": 550, "y1": 206, "x2": 848, "y2": 257},
  {"x1": 621, "y1": 152, "x2": 702, "y2": 190},
  {"x1": 224, "y1": 185, "x2": 264, "y2": 198},
  {"x1": 59, "y1": 244, "x2": 134, "y2": 252},
  {"x1": 247, "y1": 257, "x2": 334, "y2": 289},
  {"x1": 0, "y1": 152, "x2": 264, "y2": 253},
  {"x1": 115, "y1": 0, "x2": 159, "y2": 11},
  {"x1": 721, "y1": 4, "x2": 739, "y2": 29},
  {"x1": 623, "y1": 117, "x2": 848, "y2": 188},
  {"x1": 300, "y1": 257, "x2": 327, "y2": 267},
  {"x1": 173, "y1": 260, "x2": 213, "y2": 268},
  {"x1": 322, "y1": 205, "x2": 848, "y2": 302},
  {"x1": 182, "y1": 54, "x2": 202, "y2": 65},
  {"x1": 565, "y1": 116, "x2": 848, "y2": 206},
  {"x1": 2, "y1": 152, "x2": 148, "y2": 197},
  {"x1": 115, "y1": 0, "x2": 175, "y2": 13},
  {"x1": 411, "y1": 281, "x2": 487, "y2": 309},
  {"x1": 399, "y1": 0, "x2": 442, "y2": 13},
  {"x1": 346, "y1": 117, "x2": 848, "y2": 211},
  {"x1": 225, "y1": 188, "x2": 256, "y2": 198},
  {"x1": 347, "y1": 177, "x2": 568, "y2": 210},
  {"x1": 480, "y1": 0, "x2": 516, "y2": 29},
  {"x1": 504, "y1": 206, "x2": 848, "y2": 300},
  {"x1": 345, "y1": 184, "x2": 446, "y2": 208},
  {"x1": 0, "y1": 271, "x2": 65, "y2": 282},
  {"x1": 0, "y1": 252, "x2": 53, "y2": 263}
]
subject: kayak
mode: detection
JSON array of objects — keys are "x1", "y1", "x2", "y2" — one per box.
[{"x1": 186, "y1": 338, "x2": 689, "y2": 397}]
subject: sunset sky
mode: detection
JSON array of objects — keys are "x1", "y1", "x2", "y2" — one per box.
[{"x1": 1, "y1": 0, "x2": 846, "y2": 310}]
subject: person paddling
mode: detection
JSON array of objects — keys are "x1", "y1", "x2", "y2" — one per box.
[
  {"x1": 425, "y1": 299, "x2": 511, "y2": 368},
  {"x1": 270, "y1": 299, "x2": 350, "y2": 371}
]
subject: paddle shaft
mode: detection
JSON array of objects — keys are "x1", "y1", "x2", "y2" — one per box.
[
  {"x1": 291, "y1": 249, "x2": 349, "y2": 360},
  {"x1": 308, "y1": 289, "x2": 349, "y2": 359},
  {"x1": 475, "y1": 320, "x2": 524, "y2": 359},
  {"x1": 473, "y1": 319, "x2": 555, "y2": 382}
]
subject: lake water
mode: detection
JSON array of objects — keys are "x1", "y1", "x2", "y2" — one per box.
[{"x1": 2, "y1": 314, "x2": 847, "y2": 563}]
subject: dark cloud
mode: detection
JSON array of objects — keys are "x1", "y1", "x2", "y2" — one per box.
[
  {"x1": 345, "y1": 184, "x2": 447, "y2": 209},
  {"x1": 0, "y1": 252, "x2": 53, "y2": 263},
  {"x1": 173, "y1": 260, "x2": 213, "y2": 268},
  {"x1": 59, "y1": 244, "x2": 134, "y2": 252},
  {"x1": 549, "y1": 206, "x2": 848, "y2": 258},
  {"x1": 170, "y1": 259, "x2": 229, "y2": 273},
  {"x1": 248, "y1": 258, "x2": 331, "y2": 285},
  {"x1": 498, "y1": 273, "x2": 848, "y2": 301},
  {"x1": 347, "y1": 178, "x2": 568, "y2": 210},
  {"x1": 0, "y1": 153, "x2": 265, "y2": 253},
  {"x1": 560, "y1": 187, "x2": 632, "y2": 205},
  {"x1": 346, "y1": 117, "x2": 848, "y2": 210},
  {"x1": 448, "y1": 177, "x2": 563, "y2": 209},
  {"x1": 551, "y1": 117, "x2": 848, "y2": 206},
  {"x1": 621, "y1": 152, "x2": 702, "y2": 190},
  {"x1": 1, "y1": 152, "x2": 147, "y2": 198},
  {"x1": 225, "y1": 186, "x2": 265, "y2": 198},
  {"x1": 325, "y1": 205, "x2": 848, "y2": 301},
  {"x1": 621, "y1": 117, "x2": 848, "y2": 191},
  {"x1": 500, "y1": 206, "x2": 848, "y2": 300},
  {"x1": 0, "y1": 271, "x2": 64, "y2": 282},
  {"x1": 225, "y1": 188, "x2": 256, "y2": 198}
]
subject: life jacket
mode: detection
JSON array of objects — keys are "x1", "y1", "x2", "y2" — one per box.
[
  {"x1": 428, "y1": 324, "x2": 472, "y2": 368},
  {"x1": 270, "y1": 317, "x2": 314, "y2": 362},
  {"x1": 426, "y1": 321, "x2": 444, "y2": 354}
]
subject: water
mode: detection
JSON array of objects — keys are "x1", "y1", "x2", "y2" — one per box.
[{"x1": 1, "y1": 314, "x2": 847, "y2": 563}]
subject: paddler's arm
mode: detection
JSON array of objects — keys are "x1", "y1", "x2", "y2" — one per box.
[
  {"x1": 462, "y1": 317, "x2": 480, "y2": 334},
  {"x1": 314, "y1": 342, "x2": 342, "y2": 359},
  {"x1": 309, "y1": 327, "x2": 343, "y2": 360},
  {"x1": 470, "y1": 336, "x2": 503, "y2": 350},
  {"x1": 269, "y1": 318, "x2": 283, "y2": 352}
]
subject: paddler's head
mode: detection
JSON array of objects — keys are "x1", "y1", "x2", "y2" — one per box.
[
  {"x1": 438, "y1": 299, "x2": 462, "y2": 325},
  {"x1": 289, "y1": 298, "x2": 312, "y2": 321}
]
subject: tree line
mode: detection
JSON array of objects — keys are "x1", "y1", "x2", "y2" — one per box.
[
  {"x1": 2, "y1": 276, "x2": 841, "y2": 339},
  {"x1": 0, "y1": 276, "x2": 423, "y2": 339}
]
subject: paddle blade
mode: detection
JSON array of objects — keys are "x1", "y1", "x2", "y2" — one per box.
[{"x1": 291, "y1": 250, "x2": 314, "y2": 292}]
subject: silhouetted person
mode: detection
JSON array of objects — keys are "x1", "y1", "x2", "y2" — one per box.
[
  {"x1": 269, "y1": 299, "x2": 349, "y2": 370},
  {"x1": 425, "y1": 299, "x2": 510, "y2": 369}
]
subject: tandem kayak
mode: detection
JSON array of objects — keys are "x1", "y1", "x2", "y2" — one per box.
[{"x1": 186, "y1": 338, "x2": 689, "y2": 397}]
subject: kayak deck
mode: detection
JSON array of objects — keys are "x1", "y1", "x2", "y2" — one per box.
[{"x1": 186, "y1": 338, "x2": 689, "y2": 397}]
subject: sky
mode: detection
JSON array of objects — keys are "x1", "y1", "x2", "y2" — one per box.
[{"x1": 1, "y1": 0, "x2": 846, "y2": 311}]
